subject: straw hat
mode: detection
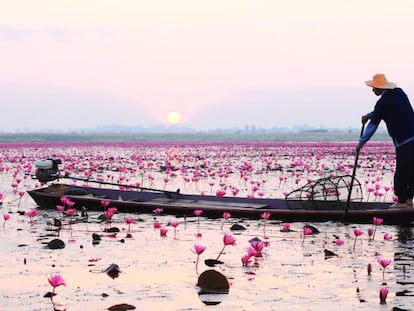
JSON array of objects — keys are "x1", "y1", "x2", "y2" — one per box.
[{"x1": 365, "y1": 74, "x2": 396, "y2": 89}]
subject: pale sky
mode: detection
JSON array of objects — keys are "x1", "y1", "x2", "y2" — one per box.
[{"x1": 1, "y1": 0, "x2": 414, "y2": 132}]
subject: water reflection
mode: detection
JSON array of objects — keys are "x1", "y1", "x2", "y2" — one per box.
[
  {"x1": 197, "y1": 292, "x2": 229, "y2": 306},
  {"x1": 196, "y1": 269, "x2": 229, "y2": 305},
  {"x1": 393, "y1": 225, "x2": 414, "y2": 310}
]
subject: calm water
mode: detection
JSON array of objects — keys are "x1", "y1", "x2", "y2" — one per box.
[{"x1": 0, "y1": 142, "x2": 413, "y2": 310}]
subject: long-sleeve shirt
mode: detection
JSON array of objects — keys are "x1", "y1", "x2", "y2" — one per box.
[{"x1": 359, "y1": 88, "x2": 414, "y2": 148}]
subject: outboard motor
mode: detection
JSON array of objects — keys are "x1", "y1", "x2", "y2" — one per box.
[{"x1": 34, "y1": 158, "x2": 62, "y2": 182}]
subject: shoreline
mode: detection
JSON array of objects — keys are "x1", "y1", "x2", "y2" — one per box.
[{"x1": 0, "y1": 131, "x2": 391, "y2": 143}]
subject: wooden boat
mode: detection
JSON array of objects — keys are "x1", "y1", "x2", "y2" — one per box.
[
  {"x1": 27, "y1": 180, "x2": 414, "y2": 225},
  {"x1": 27, "y1": 160, "x2": 414, "y2": 224}
]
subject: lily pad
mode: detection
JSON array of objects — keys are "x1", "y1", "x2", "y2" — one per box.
[
  {"x1": 197, "y1": 269, "x2": 229, "y2": 293},
  {"x1": 204, "y1": 259, "x2": 224, "y2": 267},
  {"x1": 230, "y1": 224, "x2": 246, "y2": 231},
  {"x1": 107, "y1": 303, "x2": 136, "y2": 311},
  {"x1": 104, "y1": 263, "x2": 121, "y2": 279},
  {"x1": 47, "y1": 239, "x2": 65, "y2": 249}
]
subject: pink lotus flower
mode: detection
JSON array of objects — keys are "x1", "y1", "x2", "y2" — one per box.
[
  {"x1": 260, "y1": 212, "x2": 270, "y2": 220},
  {"x1": 60, "y1": 196, "x2": 69, "y2": 205},
  {"x1": 25, "y1": 209, "x2": 38, "y2": 223},
  {"x1": 104, "y1": 207, "x2": 118, "y2": 220},
  {"x1": 353, "y1": 228, "x2": 363, "y2": 250},
  {"x1": 384, "y1": 233, "x2": 393, "y2": 240},
  {"x1": 368, "y1": 228, "x2": 374, "y2": 239},
  {"x1": 250, "y1": 240, "x2": 264, "y2": 257},
  {"x1": 56, "y1": 205, "x2": 65, "y2": 213},
  {"x1": 160, "y1": 227, "x2": 168, "y2": 237},
  {"x1": 303, "y1": 227, "x2": 313, "y2": 235},
  {"x1": 216, "y1": 190, "x2": 226, "y2": 197},
  {"x1": 216, "y1": 234, "x2": 236, "y2": 260},
  {"x1": 373, "y1": 217, "x2": 383, "y2": 226},
  {"x1": 103, "y1": 207, "x2": 117, "y2": 221},
  {"x1": 301, "y1": 226, "x2": 313, "y2": 244},
  {"x1": 335, "y1": 239, "x2": 344, "y2": 246},
  {"x1": 281, "y1": 222, "x2": 291, "y2": 232},
  {"x1": 220, "y1": 212, "x2": 231, "y2": 230},
  {"x1": 257, "y1": 190, "x2": 265, "y2": 198},
  {"x1": 108, "y1": 207, "x2": 117, "y2": 215},
  {"x1": 60, "y1": 196, "x2": 75, "y2": 208},
  {"x1": 193, "y1": 209, "x2": 203, "y2": 217},
  {"x1": 194, "y1": 244, "x2": 206, "y2": 255},
  {"x1": 372, "y1": 217, "x2": 383, "y2": 239},
  {"x1": 3, "y1": 213, "x2": 10, "y2": 228},
  {"x1": 261, "y1": 212, "x2": 271, "y2": 238},
  {"x1": 354, "y1": 228, "x2": 363, "y2": 236},
  {"x1": 193, "y1": 209, "x2": 203, "y2": 226},
  {"x1": 153, "y1": 221, "x2": 161, "y2": 229},
  {"x1": 124, "y1": 217, "x2": 134, "y2": 225},
  {"x1": 48, "y1": 273, "x2": 65, "y2": 296},
  {"x1": 170, "y1": 220, "x2": 180, "y2": 227},
  {"x1": 223, "y1": 233, "x2": 236, "y2": 246},
  {"x1": 65, "y1": 208, "x2": 76, "y2": 229},
  {"x1": 66, "y1": 199, "x2": 75, "y2": 208},
  {"x1": 379, "y1": 287, "x2": 388, "y2": 304},
  {"x1": 153, "y1": 208, "x2": 163, "y2": 215},
  {"x1": 193, "y1": 244, "x2": 206, "y2": 273},
  {"x1": 241, "y1": 254, "x2": 253, "y2": 266},
  {"x1": 66, "y1": 208, "x2": 76, "y2": 216},
  {"x1": 170, "y1": 220, "x2": 180, "y2": 237},
  {"x1": 16, "y1": 190, "x2": 25, "y2": 208},
  {"x1": 124, "y1": 217, "x2": 134, "y2": 233},
  {"x1": 247, "y1": 247, "x2": 257, "y2": 257},
  {"x1": 103, "y1": 210, "x2": 112, "y2": 219},
  {"x1": 377, "y1": 258, "x2": 391, "y2": 280}
]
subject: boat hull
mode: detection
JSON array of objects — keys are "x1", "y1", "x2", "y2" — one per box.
[{"x1": 27, "y1": 184, "x2": 414, "y2": 224}]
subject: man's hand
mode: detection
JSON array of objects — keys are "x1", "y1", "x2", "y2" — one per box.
[{"x1": 361, "y1": 115, "x2": 369, "y2": 124}]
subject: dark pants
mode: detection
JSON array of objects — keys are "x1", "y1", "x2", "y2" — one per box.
[{"x1": 394, "y1": 140, "x2": 414, "y2": 202}]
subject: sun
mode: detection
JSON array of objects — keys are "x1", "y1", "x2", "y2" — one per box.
[{"x1": 167, "y1": 112, "x2": 181, "y2": 124}]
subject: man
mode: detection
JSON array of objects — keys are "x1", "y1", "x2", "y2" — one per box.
[{"x1": 357, "y1": 73, "x2": 414, "y2": 208}]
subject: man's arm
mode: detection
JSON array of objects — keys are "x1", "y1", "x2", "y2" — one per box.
[{"x1": 356, "y1": 122, "x2": 378, "y2": 151}]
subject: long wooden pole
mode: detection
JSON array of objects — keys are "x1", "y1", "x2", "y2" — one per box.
[
  {"x1": 58, "y1": 174, "x2": 181, "y2": 197},
  {"x1": 341, "y1": 123, "x2": 366, "y2": 222}
]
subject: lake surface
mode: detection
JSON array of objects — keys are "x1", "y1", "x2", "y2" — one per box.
[{"x1": 0, "y1": 141, "x2": 413, "y2": 310}]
